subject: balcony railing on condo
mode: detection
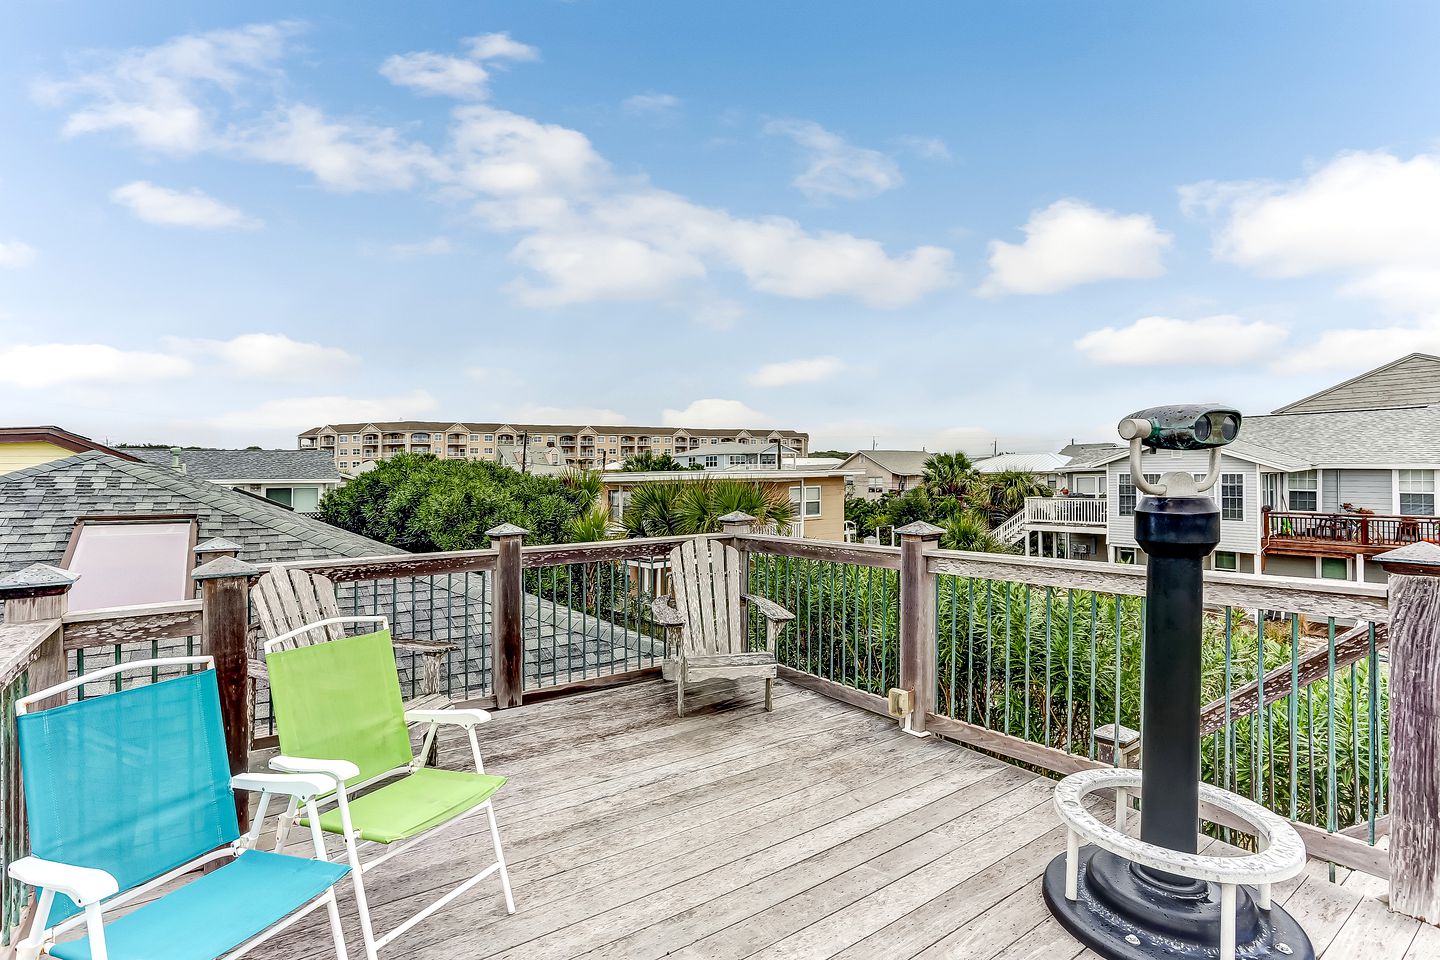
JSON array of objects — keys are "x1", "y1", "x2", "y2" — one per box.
[
  {"x1": 1023, "y1": 495, "x2": 1107, "y2": 528},
  {"x1": 1265, "y1": 509, "x2": 1440, "y2": 555},
  {"x1": 6, "y1": 521, "x2": 1434, "y2": 943}
]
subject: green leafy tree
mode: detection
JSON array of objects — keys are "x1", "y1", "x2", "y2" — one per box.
[
  {"x1": 318, "y1": 454, "x2": 592, "y2": 549},
  {"x1": 923, "y1": 451, "x2": 977, "y2": 502},
  {"x1": 620, "y1": 451, "x2": 697, "y2": 472}
]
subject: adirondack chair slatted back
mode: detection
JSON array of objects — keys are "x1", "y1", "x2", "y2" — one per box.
[
  {"x1": 669, "y1": 539, "x2": 746, "y2": 657},
  {"x1": 253, "y1": 565, "x2": 345, "y2": 648},
  {"x1": 17, "y1": 671, "x2": 239, "y2": 923}
]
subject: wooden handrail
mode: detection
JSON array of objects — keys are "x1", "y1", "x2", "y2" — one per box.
[
  {"x1": 736, "y1": 533, "x2": 901, "y2": 569},
  {"x1": 59, "y1": 599, "x2": 203, "y2": 651},
  {"x1": 0, "y1": 620, "x2": 62, "y2": 690}
]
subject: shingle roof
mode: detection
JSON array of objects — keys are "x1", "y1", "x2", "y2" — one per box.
[
  {"x1": 1240, "y1": 405, "x2": 1440, "y2": 467},
  {"x1": 1062, "y1": 437, "x2": 1310, "y2": 472},
  {"x1": 117, "y1": 447, "x2": 341, "y2": 482},
  {"x1": 843, "y1": 450, "x2": 933, "y2": 476},
  {"x1": 0, "y1": 452, "x2": 391, "y2": 577}
]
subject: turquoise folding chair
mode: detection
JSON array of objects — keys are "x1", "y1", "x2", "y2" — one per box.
[{"x1": 7, "y1": 657, "x2": 351, "y2": 960}]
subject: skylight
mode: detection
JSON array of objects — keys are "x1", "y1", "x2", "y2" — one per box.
[{"x1": 64, "y1": 519, "x2": 195, "y2": 611}]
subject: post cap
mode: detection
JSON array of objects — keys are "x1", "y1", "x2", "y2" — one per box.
[
  {"x1": 485, "y1": 522, "x2": 529, "y2": 539},
  {"x1": 193, "y1": 537, "x2": 242, "y2": 556},
  {"x1": 0, "y1": 563, "x2": 79, "y2": 599},
  {"x1": 1374, "y1": 541, "x2": 1440, "y2": 575},
  {"x1": 717, "y1": 511, "x2": 756, "y2": 524},
  {"x1": 895, "y1": 520, "x2": 945, "y2": 539},
  {"x1": 192, "y1": 555, "x2": 260, "y2": 581}
]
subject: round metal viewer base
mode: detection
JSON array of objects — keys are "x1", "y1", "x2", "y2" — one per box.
[{"x1": 1043, "y1": 846, "x2": 1314, "y2": 960}]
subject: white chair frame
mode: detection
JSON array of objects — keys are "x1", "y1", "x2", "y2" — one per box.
[
  {"x1": 262, "y1": 617, "x2": 515, "y2": 960},
  {"x1": 9, "y1": 657, "x2": 349, "y2": 960}
]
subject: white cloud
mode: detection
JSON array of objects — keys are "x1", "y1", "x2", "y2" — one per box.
[
  {"x1": 38, "y1": 26, "x2": 955, "y2": 309},
  {"x1": 0, "y1": 343, "x2": 192, "y2": 387},
  {"x1": 381, "y1": 52, "x2": 493, "y2": 99},
  {"x1": 1183, "y1": 149, "x2": 1440, "y2": 314},
  {"x1": 464, "y1": 33, "x2": 539, "y2": 62},
  {"x1": 33, "y1": 21, "x2": 299, "y2": 154},
  {"x1": 662, "y1": 398, "x2": 771, "y2": 428},
  {"x1": 204, "y1": 389, "x2": 437, "y2": 431},
  {"x1": 511, "y1": 405, "x2": 628, "y2": 425},
  {"x1": 622, "y1": 93, "x2": 681, "y2": 116},
  {"x1": 748, "y1": 356, "x2": 846, "y2": 387},
  {"x1": 0, "y1": 240, "x2": 37, "y2": 269},
  {"x1": 764, "y1": 119, "x2": 903, "y2": 202},
  {"x1": 110, "y1": 180, "x2": 260, "y2": 229},
  {"x1": 1275, "y1": 321, "x2": 1440, "y2": 372},
  {"x1": 168, "y1": 333, "x2": 355, "y2": 378},
  {"x1": 979, "y1": 199, "x2": 1171, "y2": 297},
  {"x1": 691, "y1": 297, "x2": 743, "y2": 331},
  {"x1": 1074, "y1": 315, "x2": 1287, "y2": 365},
  {"x1": 897, "y1": 135, "x2": 951, "y2": 161},
  {"x1": 239, "y1": 104, "x2": 436, "y2": 192},
  {"x1": 388, "y1": 236, "x2": 453, "y2": 258}
]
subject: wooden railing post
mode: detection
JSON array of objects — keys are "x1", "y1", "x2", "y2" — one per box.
[
  {"x1": 0, "y1": 565, "x2": 74, "y2": 712},
  {"x1": 897, "y1": 521, "x2": 944, "y2": 735},
  {"x1": 1377, "y1": 542, "x2": 1440, "y2": 923},
  {"x1": 488, "y1": 524, "x2": 528, "y2": 710},
  {"x1": 194, "y1": 555, "x2": 258, "y2": 829}
]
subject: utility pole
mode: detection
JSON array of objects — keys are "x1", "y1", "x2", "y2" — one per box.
[{"x1": 520, "y1": 432, "x2": 529, "y2": 474}]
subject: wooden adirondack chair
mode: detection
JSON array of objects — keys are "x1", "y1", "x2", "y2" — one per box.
[
  {"x1": 651, "y1": 538, "x2": 795, "y2": 716},
  {"x1": 250, "y1": 566, "x2": 458, "y2": 761}
]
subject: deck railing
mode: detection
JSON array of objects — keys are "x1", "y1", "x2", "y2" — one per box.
[
  {"x1": 1265, "y1": 509, "x2": 1440, "y2": 553},
  {"x1": 1023, "y1": 495, "x2": 1108, "y2": 528},
  {"x1": 6, "y1": 519, "x2": 1440, "y2": 939}
]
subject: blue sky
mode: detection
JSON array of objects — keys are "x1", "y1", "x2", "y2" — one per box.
[{"x1": 3, "y1": 2, "x2": 1439, "y2": 451}]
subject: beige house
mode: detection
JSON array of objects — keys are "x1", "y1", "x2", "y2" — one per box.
[
  {"x1": 837, "y1": 450, "x2": 933, "y2": 500},
  {"x1": 599, "y1": 469, "x2": 857, "y2": 541},
  {"x1": 299, "y1": 421, "x2": 809, "y2": 473}
]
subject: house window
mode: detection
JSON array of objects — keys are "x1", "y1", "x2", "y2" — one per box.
[
  {"x1": 265, "y1": 486, "x2": 321, "y2": 512},
  {"x1": 1220, "y1": 474, "x2": 1244, "y2": 522},
  {"x1": 704, "y1": 455, "x2": 719, "y2": 468},
  {"x1": 63, "y1": 518, "x2": 196, "y2": 611},
  {"x1": 1075, "y1": 475, "x2": 1101, "y2": 496},
  {"x1": 1118, "y1": 473, "x2": 1160, "y2": 517},
  {"x1": 469, "y1": 434, "x2": 479, "y2": 441},
  {"x1": 1321, "y1": 557, "x2": 1349, "y2": 580},
  {"x1": 1115, "y1": 547, "x2": 1138, "y2": 564},
  {"x1": 608, "y1": 489, "x2": 627, "y2": 520},
  {"x1": 1399, "y1": 470, "x2": 1436, "y2": 516},
  {"x1": 790, "y1": 485, "x2": 822, "y2": 518},
  {"x1": 484, "y1": 434, "x2": 494, "y2": 441},
  {"x1": 1261, "y1": 473, "x2": 1282, "y2": 510},
  {"x1": 1288, "y1": 471, "x2": 1318, "y2": 512},
  {"x1": 868, "y1": 476, "x2": 885, "y2": 493},
  {"x1": 1214, "y1": 551, "x2": 1238, "y2": 571}
]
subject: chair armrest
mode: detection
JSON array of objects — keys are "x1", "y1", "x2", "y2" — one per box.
[
  {"x1": 8, "y1": 856, "x2": 118, "y2": 906},
  {"x1": 743, "y1": 594, "x2": 795, "y2": 623},
  {"x1": 232, "y1": 771, "x2": 335, "y2": 797},
  {"x1": 394, "y1": 640, "x2": 460, "y2": 655},
  {"x1": 247, "y1": 658, "x2": 269, "y2": 682},
  {"x1": 270, "y1": 755, "x2": 360, "y2": 783},
  {"x1": 404, "y1": 707, "x2": 491, "y2": 728},
  {"x1": 651, "y1": 597, "x2": 686, "y2": 627}
]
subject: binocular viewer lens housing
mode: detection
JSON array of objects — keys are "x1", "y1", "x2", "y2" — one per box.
[{"x1": 1117, "y1": 405, "x2": 1242, "y2": 451}]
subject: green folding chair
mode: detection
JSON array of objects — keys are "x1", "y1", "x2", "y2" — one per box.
[{"x1": 263, "y1": 616, "x2": 514, "y2": 960}]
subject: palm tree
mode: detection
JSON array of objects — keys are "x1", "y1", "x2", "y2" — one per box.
[
  {"x1": 559, "y1": 467, "x2": 604, "y2": 504},
  {"x1": 923, "y1": 452, "x2": 977, "y2": 503},
  {"x1": 941, "y1": 509, "x2": 1011, "y2": 553},
  {"x1": 982, "y1": 469, "x2": 1051, "y2": 516},
  {"x1": 620, "y1": 451, "x2": 692, "y2": 472},
  {"x1": 565, "y1": 504, "x2": 614, "y2": 542},
  {"x1": 621, "y1": 479, "x2": 793, "y2": 537}
]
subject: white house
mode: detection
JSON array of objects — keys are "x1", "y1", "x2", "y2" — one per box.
[{"x1": 669, "y1": 441, "x2": 800, "y2": 471}]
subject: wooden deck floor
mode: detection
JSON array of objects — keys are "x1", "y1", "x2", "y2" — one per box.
[{"x1": 246, "y1": 677, "x2": 1435, "y2": 960}]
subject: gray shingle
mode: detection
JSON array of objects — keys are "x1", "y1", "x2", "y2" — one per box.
[{"x1": 116, "y1": 447, "x2": 341, "y2": 482}]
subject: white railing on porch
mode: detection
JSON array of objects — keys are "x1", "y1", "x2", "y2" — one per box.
[{"x1": 1024, "y1": 495, "x2": 1107, "y2": 528}]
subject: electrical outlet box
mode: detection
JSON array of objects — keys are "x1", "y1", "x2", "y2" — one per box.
[{"x1": 887, "y1": 687, "x2": 913, "y2": 719}]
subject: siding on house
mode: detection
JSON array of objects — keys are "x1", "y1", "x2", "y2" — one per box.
[
  {"x1": 1105, "y1": 451, "x2": 1260, "y2": 557},
  {"x1": 0, "y1": 441, "x2": 74, "y2": 474},
  {"x1": 1320, "y1": 469, "x2": 1394, "y2": 513},
  {"x1": 1273, "y1": 353, "x2": 1440, "y2": 414}
]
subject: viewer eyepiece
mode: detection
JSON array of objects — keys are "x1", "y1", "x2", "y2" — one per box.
[{"x1": 1117, "y1": 404, "x2": 1242, "y2": 450}]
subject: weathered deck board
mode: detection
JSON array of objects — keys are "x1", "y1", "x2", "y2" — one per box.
[{"x1": 239, "y1": 678, "x2": 1430, "y2": 960}]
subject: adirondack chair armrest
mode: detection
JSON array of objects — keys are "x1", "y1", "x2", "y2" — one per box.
[
  {"x1": 270, "y1": 755, "x2": 361, "y2": 784},
  {"x1": 247, "y1": 658, "x2": 269, "y2": 682},
  {"x1": 393, "y1": 640, "x2": 460, "y2": 654},
  {"x1": 404, "y1": 707, "x2": 491, "y2": 728},
  {"x1": 651, "y1": 597, "x2": 686, "y2": 628},
  {"x1": 231, "y1": 771, "x2": 337, "y2": 798},
  {"x1": 742, "y1": 594, "x2": 795, "y2": 623},
  {"x1": 8, "y1": 856, "x2": 118, "y2": 906}
]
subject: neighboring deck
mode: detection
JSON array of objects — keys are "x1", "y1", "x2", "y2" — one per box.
[{"x1": 248, "y1": 678, "x2": 1429, "y2": 960}]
